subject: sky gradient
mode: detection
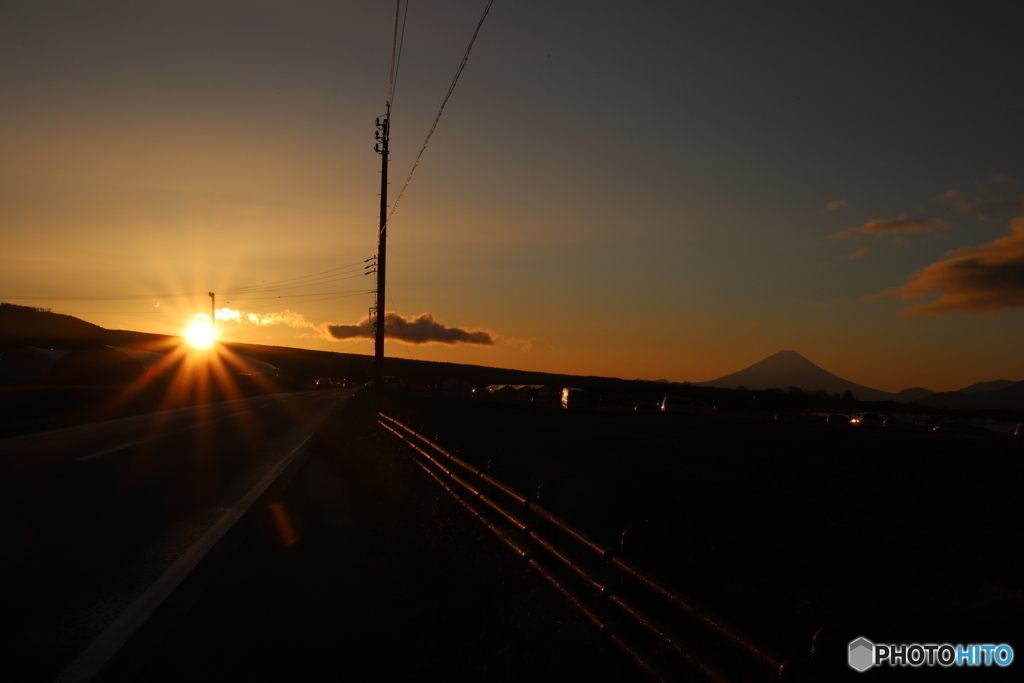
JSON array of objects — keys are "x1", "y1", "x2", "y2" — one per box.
[{"x1": 3, "y1": 0, "x2": 1024, "y2": 392}]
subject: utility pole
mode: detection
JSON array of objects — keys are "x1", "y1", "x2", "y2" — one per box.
[
  {"x1": 209, "y1": 292, "x2": 215, "y2": 337},
  {"x1": 373, "y1": 111, "x2": 389, "y2": 389}
]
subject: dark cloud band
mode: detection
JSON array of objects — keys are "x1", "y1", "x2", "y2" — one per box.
[
  {"x1": 328, "y1": 312, "x2": 494, "y2": 345},
  {"x1": 869, "y1": 218, "x2": 1024, "y2": 316}
]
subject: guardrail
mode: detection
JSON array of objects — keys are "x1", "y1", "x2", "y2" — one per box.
[{"x1": 377, "y1": 411, "x2": 820, "y2": 682}]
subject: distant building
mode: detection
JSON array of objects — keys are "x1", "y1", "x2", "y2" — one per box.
[{"x1": 485, "y1": 384, "x2": 545, "y2": 402}]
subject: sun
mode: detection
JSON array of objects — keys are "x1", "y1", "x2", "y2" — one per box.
[{"x1": 185, "y1": 320, "x2": 217, "y2": 349}]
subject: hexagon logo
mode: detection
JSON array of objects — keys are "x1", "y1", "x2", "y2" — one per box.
[{"x1": 849, "y1": 637, "x2": 875, "y2": 672}]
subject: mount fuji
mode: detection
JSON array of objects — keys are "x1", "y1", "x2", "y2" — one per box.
[{"x1": 697, "y1": 350, "x2": 893, "y2": 401}]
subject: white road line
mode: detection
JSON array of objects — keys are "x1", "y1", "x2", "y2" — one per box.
[
  {"x1": 54, "y1": 433, "x2": 314, "y2": 683},
  {"x1": 0, "y1": 392, "x2": 309, "y2": 451},
  {"x1": 65, "y1": 394, "x2": 325, "y2": 464},
  {"x1": 74, "y1": 417, "x2": 223, "y2": 463},
  {"x1": 74, "y1": 440, "x2": 144, "y2": 462}
]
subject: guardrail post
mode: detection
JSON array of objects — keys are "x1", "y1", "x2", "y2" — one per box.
[
  {"x1": 808, "y1": 624, "x2": 847, "y2": 672},
  {"x1": 535, "y1": 480, "x2": 558, "y2": 508},
  {"x1": 620, "y1": 523, "x2": 653, "y2": 570},
  {"x1": 778, "y1": 658, "x2": 818, "y2": 682},
  {"x1": 485, "y1": 456, "x2": 503, "y2": 478}
]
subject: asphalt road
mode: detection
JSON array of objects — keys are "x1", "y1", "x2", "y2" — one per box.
[{"x1": 0, "y1": 389, "x2": 348, "y2": 682}]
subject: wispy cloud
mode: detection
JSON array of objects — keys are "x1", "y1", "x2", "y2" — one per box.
[
  {"x1": 823, "y1": 199, "x2": 849, "y2": 212},
  {"x1": 215, "y1": 307, "x2": 242, "y2": 323},
  {"x1": 868, "y1": 217, "x2": 1024, "y2": 316},
  {"x1": 938, "y1": 187, "x2": 1024, "y2": 220},
  {"x1": 202, "y1": 307, "x2": 519, "y2": 348},
  {"x1": 246, "y1": 309, "x2": 319, "y2": 330},
  {"x1": 937, "y1": 189, "x2": 970, "y2": 213},
  {"x1": 495, "y1": 333, "x2": 534, "y2": 351},
  {"x1": 833, "y1": 214, "x2": 951, "y2": 239},
  {"x1": 327, "y1": 312, "x2": 495, "y2": 346},
  {"x1": 206, "y1": 308, "x2": 334, "y2": 339},
  {"x1": 847, "y1": 247, "x2": 871, "y2": 260}
]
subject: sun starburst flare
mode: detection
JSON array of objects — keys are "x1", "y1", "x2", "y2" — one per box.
[{"x1": 185, "y1": 319, "x2": 217, "y2": 349}]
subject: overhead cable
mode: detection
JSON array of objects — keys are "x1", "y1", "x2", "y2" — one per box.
[
  {"x1": 387, "y1": 0, "x2": 411, "y2": 111},
  {"x1": 382, "y1": 0, "x2": 497, "y2": 234},
  {"x1": 0, "y1": 257, "x2": 375, "y2": 303}
]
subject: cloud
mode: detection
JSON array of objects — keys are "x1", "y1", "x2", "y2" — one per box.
[
  {"x1": 848, "y1": 247, "x2": 871, "y2": 260},
  {"x1": 833, "y1": 214, "x2": 951, "y2": 239},
  {"x1": 990, "y1": 173, "x2": 1014, "y2": 186},
  {"x1": 247, "y1": 310, "x2": 318, "y2": 329},
  {"x1": 494, "y1": 334, "x2": 534, "y2": 351},
  {"x1": 938, "y1": 188, "x2": 1024, "y2": 219},
  {"x1": 962, "y1": 198, "x2": 1024, "y2": 216},
  {"x1": 230, "y1": 309, "x2": 334, "y2": 339},
  {"x1": 938, "y1": 189, "x2": 970, "y2": 212},
  {"x1": 215, "y1": 307, "x2": 242, "y2": 323},
  {"x1": 201, "y1": 306, "x2": 512, "y2": 348},
  {"x1": 868, "y1": 217, "x2": 1024, "y2": 316},
  {"x1": 823, "y1": 199, "x2": 849, "y2": 212},
  {"x1": 327, "y1": 312, "x2": 495, "y2": 346}
]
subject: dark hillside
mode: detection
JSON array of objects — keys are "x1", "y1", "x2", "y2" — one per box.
[
  {"x1": 3, "y1": 304, "x2": 1021, "y2": 423},
  {"x1": 0, "y1": 303, "x2": 106, "y2": 350}
]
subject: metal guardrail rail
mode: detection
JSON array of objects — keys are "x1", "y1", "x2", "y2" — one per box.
[{"x1": 378, "y1": 411, "x2": 817, "y2": 682}]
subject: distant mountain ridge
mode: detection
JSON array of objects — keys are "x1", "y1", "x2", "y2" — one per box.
[
  {"x1": 919, "y1": 381, "x2": 1024, "y2": 412},
  {"x1": 892, "y1": 387, "x2": 934, "y2": 404},
  {"x1": 5, "y1": 304, "x2": 1023, "y2": 414},
  {"x1": 0, "y1": 302, "x2": 675, "y2": 391},
  {"x1": 958, "y1": 379, "x2": 1019, "y2": 393},
  {"x1": 697, "y1": 350, "x2": 893, "y2": 401}
]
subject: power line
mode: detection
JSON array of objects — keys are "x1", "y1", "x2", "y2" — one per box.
[
  {"x1": 223, "y1": 288, "x2": 373, "y2": 303},
  {"x1": 241, "y1": 291, "x2": 373, "y2": 310},
  {"x1": 335, "y1": 338, "x2": 370, "y2": 352},
  {"x1": 383, "y1": 0, "x2": 497, "y2": 234},
  {"x1": 52, "y1": 311, "x2": 169, "y2": 317},
  {"x1": 222, "y1": 258, "x2": 373, "y2": 294},
  {"x1": 1, "y1": 257, "x2": 376, "y2": 303},
  {"x1": 51, "y1": 290, "x2": 373, "y2": 317},
  {"x1": 387, "y1": 0, "x2": 411, "y2": 112},
  {"x1": 0, "y1": 292, "x2": 205, "y2": 302},
  {"x1": 221, "y1": 269, "x2": 373, "y2": 295}
]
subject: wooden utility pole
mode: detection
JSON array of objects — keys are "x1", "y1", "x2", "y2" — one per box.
[
  {"x1": 209, "y1": 292, "x2": 215, "y2": 336},
  {"x1": 373, "y1": 112, "x2": 389, "y2": 389}
]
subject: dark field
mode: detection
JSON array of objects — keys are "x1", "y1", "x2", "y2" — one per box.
[
  {"x1": 380, "y1": 394, "x2": 1024, "y2": 672},
  {"x1": 81, "y1": 391, "x2": 1024, "y2": 682},
  {"x1": 0, "y1": 376, "x2": 289, "y2": 438}
]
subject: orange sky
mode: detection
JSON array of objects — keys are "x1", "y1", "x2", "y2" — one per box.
[{"x1": 2, "y1": 1, "x2": 1024, "y2": 393}]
